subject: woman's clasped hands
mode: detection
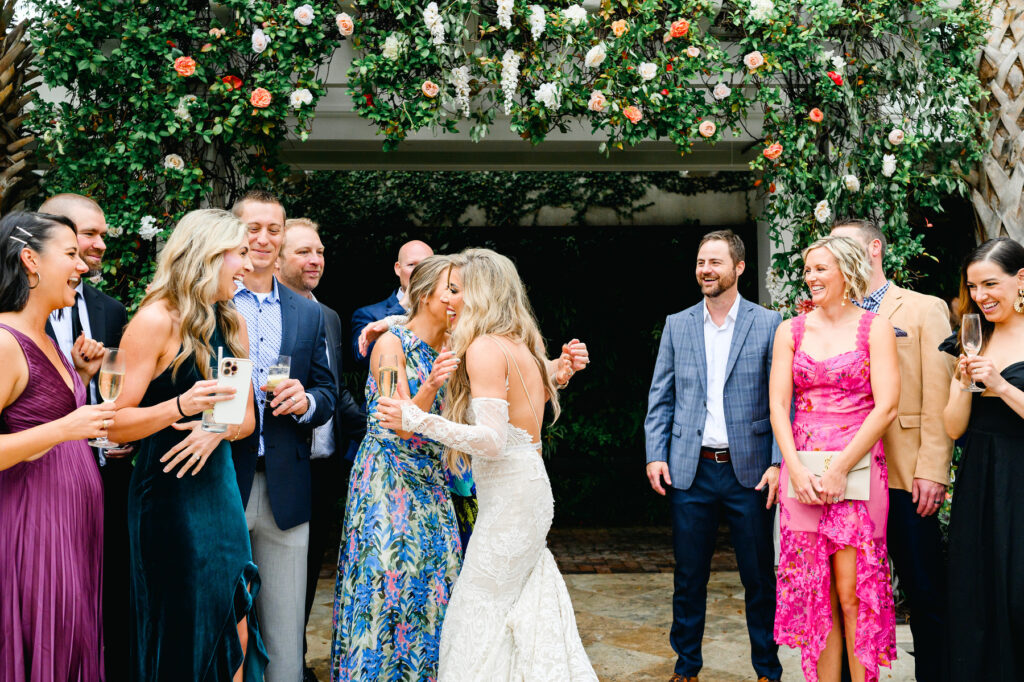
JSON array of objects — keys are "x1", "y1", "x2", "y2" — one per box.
[{"x1": 160, "y1": 379, "x2": 237, "y2": 478}]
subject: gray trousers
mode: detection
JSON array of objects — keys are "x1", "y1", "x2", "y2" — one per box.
[{"x1": 246, "y1": 472, "x2": 310, "y2": 682}]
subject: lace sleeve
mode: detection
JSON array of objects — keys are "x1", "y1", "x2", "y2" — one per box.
[
  {"x1": 401, "y1": 398, "x2": 508, "y2": 459},
  {"x1": 382, "y1": 314, "x2": 408, "y2": 328}
]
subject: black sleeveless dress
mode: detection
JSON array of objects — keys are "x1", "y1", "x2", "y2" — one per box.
[
  {"x1": 948, "y1": 362, "x2": 1024, "y2": 678},
  {"x1": 127, "y1": 326, "x2": 267, "y2": 680}
]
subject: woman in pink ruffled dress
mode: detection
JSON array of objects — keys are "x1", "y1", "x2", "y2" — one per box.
[{"x1": 769, "y1": 235, "x2": 899, "y2": 682}]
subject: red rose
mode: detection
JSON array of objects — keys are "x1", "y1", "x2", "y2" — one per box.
[
  {"x1": 363, "y1": 93, "x2": 374, "y2": 107},
  {"x1": 661, "y1": 88, "x2": 669, "y2": 96},
  {"x1": 173, "y1": 56, "x2": 196, "y2": 77},
  {"x1": 222, "y1": 75, "x2": 242, "y2": 91},
  {"x1": 827, "y1": 71, "x2": 843, "y2": 86},
  {"x1": 250, "y1": 87, "x2": 272, "y2": 108},
  {"x1": 666, "y1": 63, "x2": 673, "y2": 71}
]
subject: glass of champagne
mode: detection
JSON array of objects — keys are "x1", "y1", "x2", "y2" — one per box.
[
  {"x1": 961, "y1": 313, "x2": 985, "y2": 393},
  {"x1": 266, "y1": 355, "x2": 291, "y2": 393},
  {"x1": 201, "y1": 354, "x2": 228, "y2": 433},
  {"x1": 378, "y1": 353, "x2": 400, "y2": 399},
  {"x1": 90, "y1": 348, "x2": 124, "y2": 448}
]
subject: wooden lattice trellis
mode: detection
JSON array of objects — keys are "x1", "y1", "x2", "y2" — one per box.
[{"x1": 972, "y1": 2, "x2": 1024, "y2": 242}]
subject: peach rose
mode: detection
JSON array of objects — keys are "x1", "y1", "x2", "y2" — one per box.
[
  {"x1": 743, "y1": 50, "x2": 765, "y2": 70},
  {"x1": 421, "y1": 80, "x2": 440, "y2": 98},
  {"x1": 611, "y1": 19, "x2": 628, "y2": 37},
  {"x1": 173, "y1": 56, "x2": 196, "y2": 77},
  {"x1": 686, "y1": 46, "x2": 700, "y2": 58},
  {"x1": 587, "y1": 90, "x2": 607, "y2": 113},
  {"x1": 250, "y1": 87, "x2": 272, "y2": 108},
  {"x1": 209, "y1": 27, "x2": 226, "y2": 38},
  {"x1": 698, "y1": 120, "x2": 716, "y2": 137},
  {"x1": 336, "y1": 12, "x2": 355, "y2": 36},
  {"x1": 763, "y1": 142, "x2": 783, "y2": 160},
  {"x1": 670, "y1": 19, "x2": 689, "y2": 38},
  {"x1": 623, "y1": 105, "x2": 642, "y2": 124},
  {"x1": 808, "y1": 107, "x2": 824, "y2": 122}
]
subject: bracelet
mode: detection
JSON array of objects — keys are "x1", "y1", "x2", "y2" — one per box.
[
  {"x1": 176, "y1": 394, "x2": 188, "y2": 418},
  {"x1": 230, "y1": 424, "x2": 242, "y2": 442}
]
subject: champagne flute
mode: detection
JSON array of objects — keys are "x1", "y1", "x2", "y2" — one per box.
[
  {"x1": 90, "y1": 348, "x2": 124, "y2": 448},
  {"x1": 961, "y1": 313, "x2": 985, "y2": 393},
  {"x1": 378, "y1": 353, "x2": 400, "y2": 399}
]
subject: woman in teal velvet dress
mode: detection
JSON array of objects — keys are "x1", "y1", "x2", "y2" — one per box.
[{"x1": 109, "y1": 209, "x2": 267, "y2": 681}]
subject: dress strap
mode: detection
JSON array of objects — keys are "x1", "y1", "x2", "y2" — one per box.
[
  {"x1": 483, "y1": 336, "x2": 543, "y2": 435},
  {"x1": 791, "y1": 314, "x2": 807, "y2": 353},
  {"x1": 855, "y1": 311, "x2": 874, "y2": 354}
]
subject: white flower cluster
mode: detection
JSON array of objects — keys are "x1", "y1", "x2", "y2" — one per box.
[
  {"x1": 749, "y1": 0, "x2": 774, "y2": 22},
  {"x1": 139, "y1": 216, "x2": 161, "y2": 241},
  {"x1": 252, "y1": 28, "x2": 271, "y2": 53},
  {"x1": 882, "y1": 154, "x2": 897, "y2": 177},
  {"x1": 814, "y1": 199, "x2": 831, "y2": 223},
  {"x1": 452, "y1": 65, "x2": 471, "y2": 118},
  {"x1": 562, "y1": 4, "x2": 587, "y2": 27},
  {"x1": 174, "y1": 94, "x2": 197, "y2": 121},
  {"x1": 534, "y1": 82, "x2": 560, "y2": 110},
  {"x1": 290, "y1": 88, "x2": 313, "y2": 108},
  {"x1": 584, "y1": 43, "x2": 606, "y2": 69},
  {"x1": 423, "y1": 3, "x2": 445, "y2": 45},
  {"x1": 293, "y1": 4, "x2": 315, "y2": 26},
  {"x1": 529, "y1": 5, "x2": 546, "y2": 40},
  {"x1": 764, "y1": 267, "x2": 786, "y2": 306},
  {"x1": 382, "y1": 33, "x2": 406, "y2": 60},
  {"x1": 500, "y1": 50, "x2": 521, "y2": 115},
  {"x1": 843, "y1": 174, "x2": 861, "y2": 192},
  {"x1": 497, "y1": 0, "x2": 514, "y2": 29},
  {"x1": 820, "y1": 50, "x2": 845, "y2": 72}
]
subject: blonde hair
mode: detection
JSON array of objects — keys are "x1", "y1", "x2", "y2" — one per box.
[
  {"x1": 802, "y1": 235, "x2": 872, "y2": 301},
  {"x1": 139, "y1": 209, "x2": 247, "y2": 380},
  {"x1": 444, "y1": 248, "x2": 558, "y2": 474},
  {"x1": 405, "y1": 255, "x2": 454, "y2": 319}
]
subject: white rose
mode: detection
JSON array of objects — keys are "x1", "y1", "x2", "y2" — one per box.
[
  {"x1": 749, "y1": 0, "x2": 774, "y2": 22},
  {"x1": 712, "y1": 82, "x2": 732, "y2": 100},
  {"x1": 843, "y1": 174, "x2": 860, "y2": 192},
  {"x1": 382, "y1": 33, "x2": 402, "y2": 60},
  {"x1": 139, "y1": 216, "x2": 161, "y2": 241},
  {"x1": 743, "y1": 50, "x2": 765, "y2": 70},
  {"x1": 251, "y1": 28, "x2": 271, "y2": 53},
  {"x1": 534, "y1": 82, "x2": 560, "y2": 110},
  {"x1": 882, "y1": 154, "x2": 897, "y2": 177},
  {"x1": 335, "y1": 12, "x2": 355, "y2": 36},
  {"x1": 638, "y1": 62, "x2": 657, "y2": 81},
  {"x1": 814, "y1": 199, "x2": 831, "y2": 224},
  {"x1": 584, "y1": 43, "x2": 606, "y2": 69},
  {"x1": 163, "y1": 153, "x2": 185, "y2": 171},
  {"x1": 831, "y1": 54, "x2": 846, "y2": 71},
  {"x1": 888, "y1": 128, "x2": 905, "y2": 145},
  {"x1": 562, "y1": 4, "x2": 587, "y2": 27},
  {"x1": 289, "y1": 88, "x2": 313, "y2": 108},
  {"x1": 293, "y1": 4, "x2": 315, "y2": 26}
]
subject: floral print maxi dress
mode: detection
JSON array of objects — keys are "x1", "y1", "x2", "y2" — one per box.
[
  {"x1": 330, "y1": 325, "x2": 463, "y2": 681},
  {"x1": 775, "y1": 312, "x2": 897, "y2": 682}
]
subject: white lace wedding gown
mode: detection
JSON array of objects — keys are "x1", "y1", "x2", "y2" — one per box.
[{"x1": 402, "y1": 397, "x2": 597, "y2": 681}]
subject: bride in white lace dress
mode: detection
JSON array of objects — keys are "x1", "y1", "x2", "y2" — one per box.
[{"x1": 376, "y1": 248, "x2": 597, "y2": 681}]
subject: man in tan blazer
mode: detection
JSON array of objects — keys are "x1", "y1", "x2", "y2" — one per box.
[{"x1": 832, "y1": 219, "x2": 954, "y2": 682}]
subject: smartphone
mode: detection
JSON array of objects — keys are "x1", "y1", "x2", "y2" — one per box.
[{"x1": 213, "y1": 357, "x2": 253, "y2": 425}]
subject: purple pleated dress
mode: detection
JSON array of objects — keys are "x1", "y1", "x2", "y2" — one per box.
[{"x1": 0, "y1": 323, "x2": 104, "y2": 682}]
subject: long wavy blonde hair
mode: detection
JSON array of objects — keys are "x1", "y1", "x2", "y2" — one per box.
[
  {"x1": 444, "y1": 248, "x2": 559, "y2": 473},
  {"x1": 139, "y1": 209, "x2": 246, "y2": 379}
]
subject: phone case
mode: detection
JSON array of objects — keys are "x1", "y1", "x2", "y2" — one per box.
[{"x1": 213, "y1": 357, "x2": 253, "y2": 425}]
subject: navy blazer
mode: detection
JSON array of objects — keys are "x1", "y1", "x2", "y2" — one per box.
[
  {"x1": 645, "y1": 296, "x2": 782, "y2": 490},
  {"x1": 232, "y1": 282, "x2": 338, "y2": 530},
  {"x1": 320, "y1": 302, "x2": 366, "y2": 458},
  {"x1": 350, "y1": 290, "x2": 405, "y2": 369}
]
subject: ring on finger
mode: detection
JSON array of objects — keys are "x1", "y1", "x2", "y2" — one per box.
[{"x1": 102, "y1": 419, "x2": 110, "y2": 429}]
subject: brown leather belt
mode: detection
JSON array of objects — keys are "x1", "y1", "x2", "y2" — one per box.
[{"x1": 700, "y1": 447, "x2": 731, "y2": 463}]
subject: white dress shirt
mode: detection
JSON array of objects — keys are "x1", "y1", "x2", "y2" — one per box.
[
  {"x1": 702, "y1": 295, "x2": 740, "y2": 449},
  {"x1": 49, "y1": 281, "x2": 98, "y2": 407}
]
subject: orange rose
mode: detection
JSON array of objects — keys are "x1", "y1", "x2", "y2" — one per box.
[
  {"x1": 623, "y1": 105, "x2": 642, "y2": 124},
  {"x1": 421, "y1": 80, "x2": 440, "y2": 98},
  {"x1": 670, "y1": 19, "x2": 689, "y2": 38},
  {"x1": 611, "y1": 19, "x2": 628, "y2": 37},
  {"x1": 173, "y1": 56, "x2": 196, "y2": 77},
  {"x1": 808, "y1": 107, "x2": 824, "y2": 122},
  {"x1": 250, "y1": 87, "x2": 272, "y2": 108},
  {"x1": 763, "y1": 142, "x2": 783, "y2": 160}
]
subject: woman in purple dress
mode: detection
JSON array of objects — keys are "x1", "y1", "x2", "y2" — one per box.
[{"x1": 0, "y1": 211, "x2": 117, "y2": 681}]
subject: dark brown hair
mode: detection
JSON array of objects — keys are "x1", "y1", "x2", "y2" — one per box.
[
  {"x1": 698, "y1": 229, "x2": 745, "y2": 265},
  {"x1": 957, "y1": 237, "x2": 1024, "y2": 345},
  {"x1": 230, "y1": 189, "x2": 286, "y2": 221},
  {"x1": 831, "y1": 217, "x2": 887, "y2": 253},
  {"x1": 0, "y1": 211, "x2": 78, "y2": 313}
]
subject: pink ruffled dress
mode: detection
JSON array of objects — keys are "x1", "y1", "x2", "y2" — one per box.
[{"x1": 775, "y1": 312, "x2": 897, "y2": 681}]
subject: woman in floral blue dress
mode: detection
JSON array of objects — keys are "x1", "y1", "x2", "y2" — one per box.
[{"x1": 330, "y1": 255, "x2": 463, "y2": 681}]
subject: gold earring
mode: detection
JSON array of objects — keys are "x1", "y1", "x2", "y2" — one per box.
[
  {"x1": 1014, "y1": 288, "x2": 1024, "y2": 314},
  {"x1": 842, "y1": 288, "x2": 849, "y2": 306},
  {"x1": 27, "y1": 272, "x2": 40, "y2": 289}
]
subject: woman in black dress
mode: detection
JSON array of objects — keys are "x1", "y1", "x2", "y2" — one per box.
[{"x1": 943, "y1": 237, "x2": 1024, "y2": 678}]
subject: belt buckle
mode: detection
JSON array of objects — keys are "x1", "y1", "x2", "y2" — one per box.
[{"x1": 710, "y1": 449, "x2": 728, "y2": 463}]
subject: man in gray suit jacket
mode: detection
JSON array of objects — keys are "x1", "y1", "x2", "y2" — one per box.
[{"x1": 645, "y1": 230, "x2": 783, "y2": 682}]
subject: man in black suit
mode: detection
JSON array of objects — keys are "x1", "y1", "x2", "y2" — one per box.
[
  {"x1": 231, "y1": 191, "x2": 338, "y2": 682},
  {"x1": 40, "y1": 193, "x2": 132, "y2": 682},
  {"x1": 277, "y1": 217, "x2": 366, "y2": 682}
]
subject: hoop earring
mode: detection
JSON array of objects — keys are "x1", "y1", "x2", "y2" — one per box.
[
  {"x1": 1014, "y1": 288, "x2": 1024, "y2": 314},
  {"x1": 27, "y1": 272, "x2": 39, "y2": 289}
]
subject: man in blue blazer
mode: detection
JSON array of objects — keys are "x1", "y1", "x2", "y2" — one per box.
[
  {"x1": 231, "y1": 191, "x2": 338, "y2": 682},
  {"x1": 349, "y1": 239, "x2": 433, "y2": 368},
  {"x1": 645, "y1": 230, "x2": 783, "y2": 682}
]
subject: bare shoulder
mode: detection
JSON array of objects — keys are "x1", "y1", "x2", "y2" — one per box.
[
  {"x1": 466, "y1": 336, "x2": 509, "y2": 373},
  {"x1": 126, "y1": 300, "x2": 174, "y2": 338},
  {"x1": 868, "y1": 312, "x2": 896, "y2": 347},
  {"x1": 775, "y1": 317, "x2": 795, "y2": 347}
]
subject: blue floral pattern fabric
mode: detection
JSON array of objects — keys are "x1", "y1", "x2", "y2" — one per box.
[{"x1": 330, "y1": 325, "x2": 462, "y2": 682}]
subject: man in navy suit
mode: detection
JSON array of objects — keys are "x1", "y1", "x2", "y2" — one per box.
[
  {"x1": 350, "y1": 239, "x2": 433, "y2": 368},
  {"x1": 231, "y1": 191, "x2": 338, "y2": 682},
  {"x1": 645, "y1": 230, "x2": 783, "y2": 682}
]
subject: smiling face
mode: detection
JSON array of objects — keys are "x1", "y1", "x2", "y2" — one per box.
[
  {"x1": 237, "y1": 200, "x2": 285, "y2": 272},
  {"x1": 217, "y1": 240, "x2": 253, "y2": 302},
  {"x1": 966, "y1": 259, "x2": 1024, "y2": 324},
  {"x1": 72, "y1": 206, "x2": 108, "y2": 275},
  {"x1": 803, "y1": 246, "x2": 847, "y2": 306},
  {"x1": 278, "y1": 225, "x2": 324, "y2": 295},
  {"x1": 23, "y1": 225, "x2": 88, "y2": 311},
  {"x1": 419, "y1": 266, "x2": 454, "y2": 326},
  {"x1": 443, "y1": 267, "x2": 464, "y2": 328},
  {"x1": 695, "y1": 239, "x2": 743, "y2": 298}
]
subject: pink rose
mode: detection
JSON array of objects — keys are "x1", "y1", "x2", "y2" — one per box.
[
  {"x1": 808, "y1": 107, "x2": 824, "y2": 122},
  {"x1": 587, "y1": 90, "x2": 607, "y2": 112},
  {"x1": 421, "y1": 80, "x2": 440, "y2": 98},
  {"x1": 623, "y1": 105, "x2": 642, "y2": 124},
  {"x1": 698, "y1": 120, "x2": 716, "y2": 137},
  {"x1": 686, "y1": 46, "x2": 700, "y2": 58},
  {"x1": 743, "y1": 50, "x2": 765, "y2": 70},
  {"x1": 173, "y1": 56, "x2": 196, "y2": 77},
  {"x1": 250, "y1": 87, "x2": 272, "y2": 108},
  {"x1": 336, "y1": 12, "x2": 355, "y2": 36},
  {"x1": 763, "y1": 142, "x2": 783, "y2": 160}
]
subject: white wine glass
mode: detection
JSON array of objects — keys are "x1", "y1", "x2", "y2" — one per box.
[
  {"x1": 961, "y1": 313, "x2": 985, "y2": 393},
  {"x1": 90, "y1": 348, "x2": 124, "y2": 448},
  {"x1": 378, "y1": 353, "x2": 399, "y2": 399},
  {"x1": 266, "y1": 355, "x2": 291, "y2": 392}
]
